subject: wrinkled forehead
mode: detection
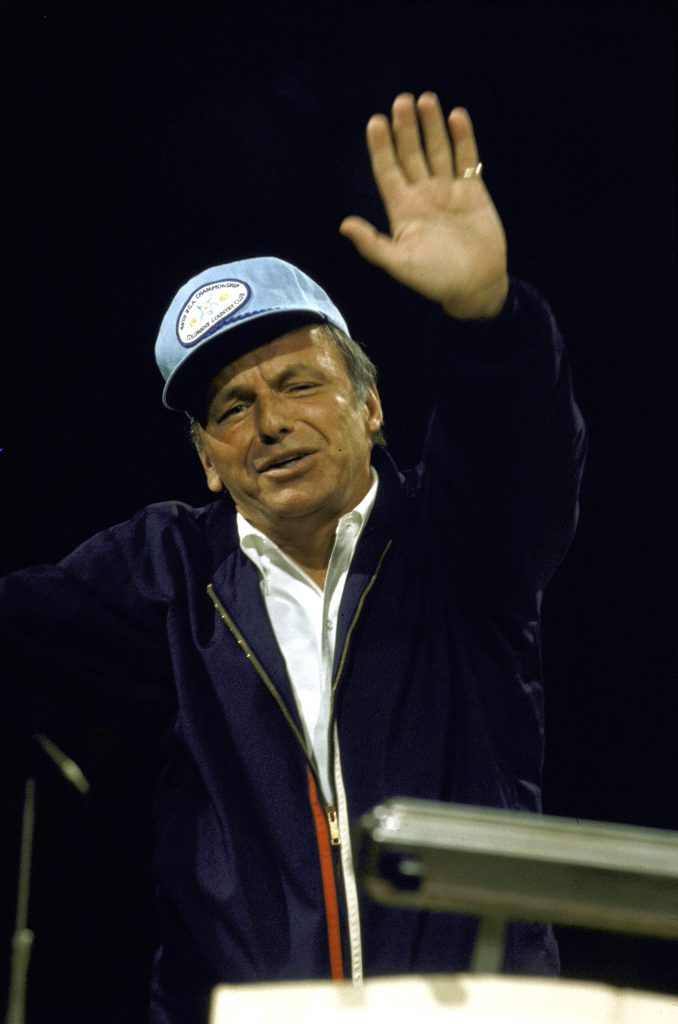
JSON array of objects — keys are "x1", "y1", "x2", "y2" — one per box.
[{"x1": 205, "y1": 323, "x2": 342, "y2": 406}]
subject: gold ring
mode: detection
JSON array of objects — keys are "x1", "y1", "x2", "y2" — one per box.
[{"x1": 461, "y1": 162, "x2": 483, "y2": 179}]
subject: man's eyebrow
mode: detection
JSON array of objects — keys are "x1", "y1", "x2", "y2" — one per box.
[
  {"x1": 210, "y1": 382, "x2": 254, "y2": 405},
  {"x1": 272, "y1": 362, "x2": 324, "y2": 385},
  {"x1": 205, "y1": 382, "x2": 251, "y2": 418}
]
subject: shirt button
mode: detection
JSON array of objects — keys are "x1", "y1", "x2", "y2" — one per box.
[{"x1": 325, "y1": 619, "x2": 334, "y2": 631}]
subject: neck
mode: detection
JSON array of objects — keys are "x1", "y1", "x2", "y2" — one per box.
[
  {"x1": 263, "y1": 516, "x2": 339, "y2": 589},
  {"x1": 237, "y1": 467, "x2": 375, "y2": 589}
]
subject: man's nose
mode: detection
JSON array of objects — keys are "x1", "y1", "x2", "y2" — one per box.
[{"x1": 255, "y1": 393, "x2": 292, "y2": 442}]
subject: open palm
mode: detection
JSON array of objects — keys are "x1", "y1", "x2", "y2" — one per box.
[{"x1": 340, "y1": 93, "x2": 509, "y2": 320}]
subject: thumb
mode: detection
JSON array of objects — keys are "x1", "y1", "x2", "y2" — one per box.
[{"x1": 339, "y1": 216, "x2": 394, "y2": 270}]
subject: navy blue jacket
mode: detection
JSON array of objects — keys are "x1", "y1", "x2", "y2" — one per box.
[{"x1": 0, "y1": 281, "x2": 586, "y2": 1023}]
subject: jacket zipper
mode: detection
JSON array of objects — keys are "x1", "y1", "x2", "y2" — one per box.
[
  {"x1": 330, "y1": 539, "x2": 393, "y2": 707},
  {"x1": 326, "y1": 804, "x2": 340, "y2": 845},
  {"x1": 207, "y1": 538, "x2": 392, "y2": 975},
  {"x1": 324, "y1": 539, "x2": 394, "y2": 802},
  {"x1": 323, "y1": 539, "x2": 393, "y2": 980}
]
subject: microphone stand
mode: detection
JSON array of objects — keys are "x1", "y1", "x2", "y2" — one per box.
[{"x1": 4, "y1": 736, "x2": 90, "y2": 1024}]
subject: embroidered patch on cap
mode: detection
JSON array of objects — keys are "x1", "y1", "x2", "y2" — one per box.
[{"x1": 177, "y1": 280, "x2": 251, "y2": 347}]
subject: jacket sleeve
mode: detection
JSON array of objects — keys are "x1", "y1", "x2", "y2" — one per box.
[
  {"x1": 422, "y1": 277, "x2": 587, "y2": 596},
  {"x1": 0, "y1": 506, "x2": 185, "y2": 735}
]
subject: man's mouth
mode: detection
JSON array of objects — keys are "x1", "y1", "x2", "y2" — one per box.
[{"x1": 259, "y1": 451, "x2": 314, "y2": 474}]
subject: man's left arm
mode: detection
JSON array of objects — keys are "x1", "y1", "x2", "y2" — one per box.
[
  {"x1": 426, "y1": 278, "x2": 586, "y2": 594},
  {"x1": 341, "y1": 92, "x2": 586, "y2": 593}
]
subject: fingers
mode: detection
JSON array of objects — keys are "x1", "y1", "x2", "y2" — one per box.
[
  {"x1": 416, "y1": 92, "x2": 454, "y2": 177},
  {"x1": 365, "y1": 112, "x2": 406, "y2": 209},
  {"x1": 447, "y1": 107, "x2": 480, "y2": 177},
  {"x1": 389, "y1": 92, "x2": 454, "y2": 181},
  {"x1": 391, "y1": 93, "x2": 429, "y2": 181},
  {"x1": 367, "y1": 93, "x2": 480, "y2": 185}
]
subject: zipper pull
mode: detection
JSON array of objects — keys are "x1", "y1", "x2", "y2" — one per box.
[{"x1": 327, "y1": 805, "x2": 341, "y2": 847}]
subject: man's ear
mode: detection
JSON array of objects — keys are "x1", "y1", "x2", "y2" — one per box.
[
  {"x1": 195, "y1": 432, "x2": 224, "y2": 493},
  {"x1": 364, "y1": 385, "x2": 384, "y2": 437}
]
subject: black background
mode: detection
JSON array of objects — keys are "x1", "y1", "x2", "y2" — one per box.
[{"x1": 1, "y1": 1, "x2": 677, "y2": 1020}]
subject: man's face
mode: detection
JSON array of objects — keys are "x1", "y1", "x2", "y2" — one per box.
[{"x1": 196, "y1": 325, "x2": 383, "y2": 540}]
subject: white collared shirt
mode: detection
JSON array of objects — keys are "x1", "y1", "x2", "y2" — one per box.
[{"x1": 237, "y1": 471, "x2": 379, "y2": 802}]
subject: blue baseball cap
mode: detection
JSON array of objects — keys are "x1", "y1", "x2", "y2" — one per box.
[{"x1": 155, "y1": 256, "x2": 350, "y2": 416}]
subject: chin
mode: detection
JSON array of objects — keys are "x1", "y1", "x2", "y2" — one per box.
[{"x1": 262, "y1": 491, "x2": 335, "y2": 522}]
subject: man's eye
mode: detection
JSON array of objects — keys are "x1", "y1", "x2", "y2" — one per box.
[
  {"x1": 288, "y1": 382, "x2": 316, "y2": 392},
  {"x1": 218, "y1": 403, "x2": 247, "y2": 422}
]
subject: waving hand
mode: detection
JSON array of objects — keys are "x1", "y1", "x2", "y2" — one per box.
[{"x1": 340, "y1": 93, "x2": 509, "y2": 320}]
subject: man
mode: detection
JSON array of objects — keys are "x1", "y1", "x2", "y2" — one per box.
[{"x1": 1, "y1": 93, "x2": 585, "y2": 1022}]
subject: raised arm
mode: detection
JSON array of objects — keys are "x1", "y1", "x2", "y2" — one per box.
[{"x1": 340, "y1": 92, "x2": 508, "y2": 321}]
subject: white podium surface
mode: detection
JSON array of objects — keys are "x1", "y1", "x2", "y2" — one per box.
[{"x1": 210, "y1": 974, "x2": 678, "y2": 1024}]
